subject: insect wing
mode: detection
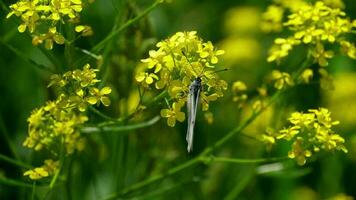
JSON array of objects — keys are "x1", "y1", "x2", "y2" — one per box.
[{"x1": 186, "y1": 80, "x2": 201, "y2": 153}]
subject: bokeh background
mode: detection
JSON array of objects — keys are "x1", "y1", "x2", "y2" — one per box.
[{"x1": 1, "y1": 0, "x2": 356, "y2": 199}]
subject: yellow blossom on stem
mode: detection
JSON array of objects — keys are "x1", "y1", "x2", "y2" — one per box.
[
  {"x1": 270, "y1": 70, "x2": 294, "y2": 90},
  {"x1": 6, "y1": 0, "x2": 92, "y2": 49},
  {"x1": 23, "y1": 159, "x2": 59, "y2": 180},
  {"x1": 267, "y1": 1, "x2": 356, "y2": 65},
  {"x1": 262, "y1": 108, "x2": 347, "y2": 165},
  {"x1": 23, "y1": 64, "x2": 111, "y2": 179},
  {"x1": 160, "y1": 102, "x2": 186, "y2": 127},
  {"x1": 136, "y1": 31, "x2": 227, "y2": 127}
]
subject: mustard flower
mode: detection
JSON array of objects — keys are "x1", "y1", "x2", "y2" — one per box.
[
  {"x1": 260, "y1": 5, "x2": 284, "y2": 33},
  {"x1": 24, "y1": 64, "x2": 111, "y2": 179},
  {"x1": 262, "y1": 108, "x2": 347, "y2": 165},
  {"x1": 270, "y1": 70, "x2": 294, "y2": 90},
  {"x1": 6, "y1": 0, "x2": 93, "y2": 49},
  {"x1": 267, "y1": 1, "x2": 356, "y2": 65},
  {"x1": 136, "y1": 31, "x2": 227, "y2": 127},
  {"x1": 23, "y1": 159, "x2": 59, "y2": 180},
  {"x1": 87, "y1": 87, "x2": 112, "y2": 106},
  {"x1": 299, "y1": 69, "x2": 314, "y2": 84},
  {"x1": 160, "y1": 102, "x2": 186, "y2": 127},
  {"x1": 232, "y1": 81, "x2": 248, "y2": 108}
]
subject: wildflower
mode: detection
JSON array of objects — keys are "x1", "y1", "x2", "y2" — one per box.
[
  {"x1": 160, "y1": 102, "x2": 186, "y2": 127},
  {"x1": 87, "y1": 87, "x2": 112, "y2": 106},
  {"x1": 137, "y1": 31, "x2": 227, "y2": 127},
  {"x1": 299, "y1": 69, "x2": 313, "y2": 84},
  {"x1": 267, "y1": 38, "x2": 300, "y2": 63},
  {"x1": 24, "y1": 64, "x2": 111, "y2": 179},
  {"x1": 6, "y1": 0, "x2": 93, "y2": 49},
  {"x1": 319, "y1": 68, "x2": 335, "y2": 90},
  {"x1": 231, "y1": 81, "x2": 248, "y2": 108},
  {"x1": 263, "y1": 108, "x2": 347, "y2": 165},
  {"x1": 260, "y1": 5, "x2": 284, "y2": 33},
  {"x1": 270, "y1": 70, "x2": 294, "y2": 90},
  {"x1": 267, "y1": 1, "x2": 356, "y2": 65},
  {"x1": 204, "y1": 112, "x2": 214, "y2": 124},
  {"x1": 23, "y1": 160, "x2": 59, "y2": 180}
]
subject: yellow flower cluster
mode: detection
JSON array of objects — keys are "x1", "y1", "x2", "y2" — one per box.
[
  {"x1": 267, "y1": 1, "x2": 356, "y2": 65},
  {"x1": 6, "y1": 0, "x2": 92, "y2": 49},
  {"x1": 23, "y1": 159, "x2": 59, "y2": 180},
  {"x1": 231, "y1": 81, "x2": 248, "y2": 108},
  {"x1": 136, "y1": 31, "x2": 227, "y2": 127},
  {"x1": 24, "y1": 64, "x2": 111, "y2": 179},
  {"x1": 262, "y1": 108, "x2": 347, "y2": 165},
  {"x1": 261, "y1": 0, "x2": 345, "y2": 33},
  {"x1": 270, "y1": 70, "x2": 294, "y2": 90}
]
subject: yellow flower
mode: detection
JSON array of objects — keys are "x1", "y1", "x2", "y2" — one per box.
[
  {"x1": 87, "y1": 87, "x2": 112, "y2": 106},
  {"x1": 24, "y1": 159, "x2": 59, "y2": 180},
  {"x1": 24, "y1": 64, "x2": 110, "y2": 162},
  {"x1": 299, "y1": 69, "x2": 313, "y2": 84},
  {"x1": 267, "y1": 38, "x2": 300, "y2": 63},
  {"x1": 266, "y1": 108, "x2": 347, "y2": 165},
  {"x1": 136, "y1": 72, "x2": 159, "y2": 85},
  {"x1": 7, "y1": 0, "x2": 92, "y2": 49},
  {"x1": 261, "y1": 5, "x2": 284, "y2": 33},
  {"x1": 160, "y1": 102, "x2": 186, "y2": 127},
  {"x1": 267, "y1": 1, "x2": 356, "y2": 65},
  {"x1": 270, "y1": 70, "x2": 294, "y2": 90},
  {"x1": 137, "y1": 31, "x2": 227, "y2": 127}
]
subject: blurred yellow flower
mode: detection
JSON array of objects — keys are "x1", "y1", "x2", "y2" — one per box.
[
  {"x1": 224, "y1": 7, "x2": 260, "y2": 34},
  {"x1": 220, "y1": 37, "x2": 261, "y2": 64},
  {"x1": 24, "y1": 159, "x2": 59, "y2": 180}
]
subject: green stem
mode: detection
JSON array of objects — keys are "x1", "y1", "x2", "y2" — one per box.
[
  {"x1": 0, "y1": 154, "x2": 32, "y2": 169},
  {"x1": 0, "y1": 41, "x2": 55, "y2": 73},
  {"x1": 92, "y1": 0, "x2": 162, "y2": 53},
  {"x1": 201, "y1": 156, "x2": 288, "y2": 164},
  {"x1": 88, "y1": 106, "x2": 119, "y2": 122},
  {"x1": 0, "y1": 177, "x2": 34, "y2": 188},
  {"x1": 31, "y1": 181, "x2": 36, "y2": 200},
  {"x1": 81, "y1": 116, "x2": 161, "y2": 134},
  {"x1": 104, "y1": 157, "x2": 201, "y2": 199},
  {"x1": 117, "y1": 90, "x2": 168, "y2": 122},
  {"x1": 49, "y1": 137, "x2": 65, "y2": 188}
]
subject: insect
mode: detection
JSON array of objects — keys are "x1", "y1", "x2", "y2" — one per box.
[
  {"x1": 185, "y1": 68, "x2": 227, "y2": 153},
  {"x1": 186, "y1": 76, "x2": 202, "y2": 153}
]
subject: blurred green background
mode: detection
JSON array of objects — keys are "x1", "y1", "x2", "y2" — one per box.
[{"x1": 1, "y1": 0, "x2": 356, "y2": 199}]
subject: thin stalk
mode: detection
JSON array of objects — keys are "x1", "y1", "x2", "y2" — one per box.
[
  {"x1": 92, "y1": 0, "x2": 162, "y2": 53},
  {"x1": 103, "y1": 158, "x2": 201, "y2": 199},
  {"x1": 201, "y1": 156, "x2": 288, "y2": 164},
  {"x1": 0, "y1": 115, "x2": 21, "y2": 161},
  {"x1": 0, "y1": 154, "x2": 32, "y2": 169},
  {"x1": 0, "y1": 177, "x2": 34, "y2": 188},
  {"x1": 0, "y1": 41, "x2": 55, "y2": 73},
  {"x1": 31, "y1": 182, "x2": 36, "y2": 200},
  {"x1": 81, "y1": 116, "x2": 160, "y2": 134},
  {"x1": 116, "y1": 90, "x2": 168, "y2": 123},
  {"x1": 88, "y1": 106, "x2": 119, "y2": 122},
  {"x1": 49, "y1": 137, "x2": 65, "y2": 188}
]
